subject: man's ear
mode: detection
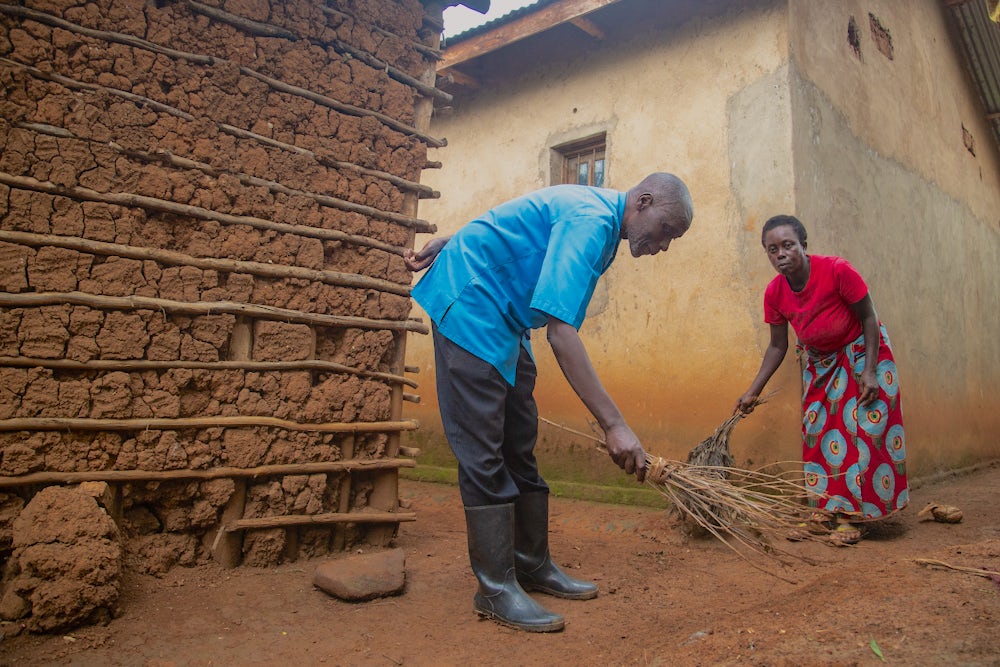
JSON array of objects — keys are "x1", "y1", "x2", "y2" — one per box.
[{"x1": 636, "y1": 192, "x2": 653, "y2": 210}]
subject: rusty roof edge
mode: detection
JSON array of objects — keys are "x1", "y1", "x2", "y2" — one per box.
[{"x1": 942, "y1": 0, "x2": 1000, "y2": 152}]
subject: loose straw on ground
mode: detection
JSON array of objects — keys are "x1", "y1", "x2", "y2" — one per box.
[{"x1": 914, "y1": 559, "x2": 1000, "y2": 580}]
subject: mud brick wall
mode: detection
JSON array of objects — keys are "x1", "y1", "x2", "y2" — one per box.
[{"x1": 0, "y1": 0, "x2": 445, "y2": 571}]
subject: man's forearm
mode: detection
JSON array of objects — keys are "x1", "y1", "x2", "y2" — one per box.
[{"x1": 546, "y1": 319, "x2": 624, "y2": 431}]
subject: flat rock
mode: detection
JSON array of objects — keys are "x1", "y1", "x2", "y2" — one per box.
[{"x1": 313, "y1": 548, "x2": 405, "y2": 601}]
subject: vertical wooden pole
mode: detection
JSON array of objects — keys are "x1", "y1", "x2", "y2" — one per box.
[
  {"x1": 211, "y1": 480, "x2": 247, "y2": 568},
  {"x1": 280, "y1": 326, "x2": 316, "y2": 561},
  {"x1": 211, "y1": 317, "x2": 252, "y2": 566},
  {"x1": 331, "y1": 434, "x2": 355, "y2": 550}
]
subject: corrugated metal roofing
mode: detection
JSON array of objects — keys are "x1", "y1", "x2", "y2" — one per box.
[
  {"x1": 943, "y1": 1, "x2": 1000, "y2": 151},
  {"x1": 444, "y1": 0, "x2": 556, "y2": 44}
]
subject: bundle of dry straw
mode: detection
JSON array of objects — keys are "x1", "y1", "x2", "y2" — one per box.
[{"x1": 542, "y1": 402, "x2": 835, "y2": 578}]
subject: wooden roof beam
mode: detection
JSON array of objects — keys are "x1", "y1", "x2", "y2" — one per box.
[
  {"x1": 569, "y1": 16, "x2": 605, "y2": 39},
  {"x1": 441, "y1": 67, "x2": 481, "y2": 88},
  {"x1": 438, "y1": 0, "x2": 621, "y2": 72}
]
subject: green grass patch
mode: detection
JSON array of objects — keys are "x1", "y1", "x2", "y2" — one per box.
[{"x1": 401, "y1": 465, "x2": 667, "y2": 508}]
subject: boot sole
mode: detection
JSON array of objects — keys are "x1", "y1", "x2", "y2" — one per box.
[
  {"x1": 519, "y1": 581, "x2": 599, "y2": 600},
  {"x1": 474, "y1": 607, "x2": 565, "y2": 632}
]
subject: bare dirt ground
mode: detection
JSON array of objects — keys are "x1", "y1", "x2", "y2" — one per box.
[{"x1": 2, "y1": 462, "x2": 999, "y2": 667}]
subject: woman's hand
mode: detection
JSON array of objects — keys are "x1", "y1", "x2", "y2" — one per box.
[
  {"x1": 604, "y1": 423, "x2": 647, "y2": 482},
  {"x1": 734, "y1": 391, "x2": 759, "y2": 415},
  {"x1": 403, "y1": 236, "x2": 451, "y2": 271},
  {"x1": 858, "y1": 368, "x2": 879, "y2": 406}
]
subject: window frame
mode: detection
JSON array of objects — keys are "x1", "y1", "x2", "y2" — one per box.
[{"x1": 552, "y1": 133, "x2": 607, "y2": 188}]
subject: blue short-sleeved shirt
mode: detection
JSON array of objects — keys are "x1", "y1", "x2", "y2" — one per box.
[{"x1": 412, "y1": 185, "x2": 626, "y2": 385}]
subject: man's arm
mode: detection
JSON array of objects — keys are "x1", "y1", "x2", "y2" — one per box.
[
  {"x1": 404, "y1": 235, "x2": 453, "y2": 271},
  {"x1": 546, "y1": 318, "x2": 646, "y2": 481}
]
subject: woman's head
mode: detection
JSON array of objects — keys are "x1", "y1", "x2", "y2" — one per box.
[
  {"x1": 761, "y1": 215, "x2": 809, "y2": 281},
  {"x1": 760, "y1": 215, "x2": 807, "y2": 247}
]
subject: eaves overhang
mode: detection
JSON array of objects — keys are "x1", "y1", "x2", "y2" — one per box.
[
  {"x1": 942, "y1": 0, "x2": 1000, "y2": 152},
  {"x1": 437, "y1": 0, "x2": 622, "y2": 86}
]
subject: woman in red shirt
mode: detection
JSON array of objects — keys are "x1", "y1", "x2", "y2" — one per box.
[{"x1": 735, "y1": 215, "x2": 908, "y2": 545}]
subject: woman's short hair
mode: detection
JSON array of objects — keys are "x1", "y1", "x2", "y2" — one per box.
[{"x1": 761, "y1": 215, "x2": 807, "y2": 246}]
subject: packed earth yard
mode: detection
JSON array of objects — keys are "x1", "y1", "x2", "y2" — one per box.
[{"x1": 2, "y1": 462, "x2": 999, "y2": 667}]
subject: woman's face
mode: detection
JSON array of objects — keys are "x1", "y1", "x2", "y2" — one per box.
[{"x1": 762, "y1": 225, "x2": 808, "y2": 278}]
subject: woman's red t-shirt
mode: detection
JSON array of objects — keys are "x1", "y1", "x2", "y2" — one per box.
[{"x1": 763, "y1": 254, "x2": 869, "y2": 352}]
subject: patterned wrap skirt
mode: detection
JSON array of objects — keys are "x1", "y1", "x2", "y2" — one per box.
[{"x1": 799, "y1": 324, "x2": 908, "y2": 519}]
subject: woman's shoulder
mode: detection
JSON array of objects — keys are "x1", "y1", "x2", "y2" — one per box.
[
  {"x1": 813, "y1": 254, "x2": 864, "y2": 276},
  {"x1": 763, "y1": 273, "x2": 786, "y2": 300}
]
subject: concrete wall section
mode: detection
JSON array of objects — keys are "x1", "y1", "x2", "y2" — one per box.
[{"x1": 787, "y1": 1, "x2": 1000, "y2": 469}]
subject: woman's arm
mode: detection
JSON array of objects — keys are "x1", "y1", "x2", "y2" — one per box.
[
  {"x1": 735, "y1": 322, "x2": 789, "y2": 413},
  {"x1": 546, "y1": 318, "x2": 646, "y2": 481},
  {"x1": 849, "y1": 294, "x2": 880, "y2": 406}
]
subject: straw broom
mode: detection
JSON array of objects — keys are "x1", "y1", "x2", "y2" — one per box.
[
  {"x1": 686, "y1": 397, "x2": 763, "y2": 468},
  {"x1": 680, "y1": 394, "x2": 767, "y2": 536},
  {"x1": 540, "y1": 407, "x2": 836, "y2": 580}
]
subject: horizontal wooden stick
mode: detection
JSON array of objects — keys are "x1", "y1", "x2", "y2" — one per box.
[
  {"x1": 185, "y1": 0, "x2": 451, "y2": 102},
  {"x1": 0, "y1": 416, "x2": 419, "y2": 433},
  {"x1": 0, "y1": 356, "x2": 419, "y2": 389},
  {"x1": 186, "y1": 0, "x2": 296, "y2": 39},
  {"x1": 0, "y1": 458, "x2": 416, "y2": 487},
  {"x1": 0, "y1": 290, "x2": 428, "y2": 334},
  {"x1": 0, "y1": 4, "x2": 213, "y2": 65},
  {"x1": 0, "y1": 57, "x2": 196, "y2": 119},
  {"x1": 323, "y1": 36, "x2": 450, "y2": 102},
  {"x1": 0, "y1": 171, "x2": 415, "y2": 254},
  {"x1": 0, "y1": 228, "x2": 410, "y2": 297},
  {"x1": 119, "y1": 142, "x2": 430, "y2": 229},
  {"x1": 225, "y1": 510, "x2": 416, "y2": 532},
  {"x1": 238, "y1": 66, "x2": 445, "y2": 147},
  {"x1": 218, "y1": 122, "x2": 438, "y2": 199},
  {"x1": 14, "y1": 120, "x2": 432, "y2": 229},
  {"x1": 320, "y1": 6, "x2": 442, "y2": 60}
]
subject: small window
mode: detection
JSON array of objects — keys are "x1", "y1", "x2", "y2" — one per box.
[{"x1": 554, "y1": 134, "x2": 606, "y2": 187}]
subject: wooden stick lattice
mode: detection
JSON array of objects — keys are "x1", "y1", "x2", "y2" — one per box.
[
  {"x1": 0, "y1": 356, "x2": 418, "y2": 389},
  {"x1": 0, "y1": 291, "x2": 428, "y2": 334},
  {"x1": 0, "y1": 4, "x2": 446, "y2": 146},
  {"x1": 0, "y1": 62, "x2": 437, "y2": 199},
  {"x1": 0, "y1": 229, "x2": 411, "y2": 297}
]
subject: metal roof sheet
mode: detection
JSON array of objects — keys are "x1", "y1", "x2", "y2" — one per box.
[
  {"x1": 444, "y1": 0, "x2": 556, "y2": 44},
  {"x1": 942, "y1": 1, "x2": 1000, "y2": 151}
]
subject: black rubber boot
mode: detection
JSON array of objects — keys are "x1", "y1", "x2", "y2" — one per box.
[
  {"x1": 465, "y1": 503, "x2": 565, "y2": 632},
  {"x1": 514, "y1": 491, "x2": 599, "y2": 600}
]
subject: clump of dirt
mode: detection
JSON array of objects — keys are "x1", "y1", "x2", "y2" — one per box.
[{"x1": 2, "y1": 485, "x2": 122, "y2": 633}]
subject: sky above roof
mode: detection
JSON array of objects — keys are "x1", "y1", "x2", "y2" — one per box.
[{"x1": 442, "y1": 0, "x2": 539, "y2": 37}]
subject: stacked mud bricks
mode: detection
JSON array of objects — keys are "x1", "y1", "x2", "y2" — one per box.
[{"x1": 0, "y1": 0, "x2": 446, "y2": 569}]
